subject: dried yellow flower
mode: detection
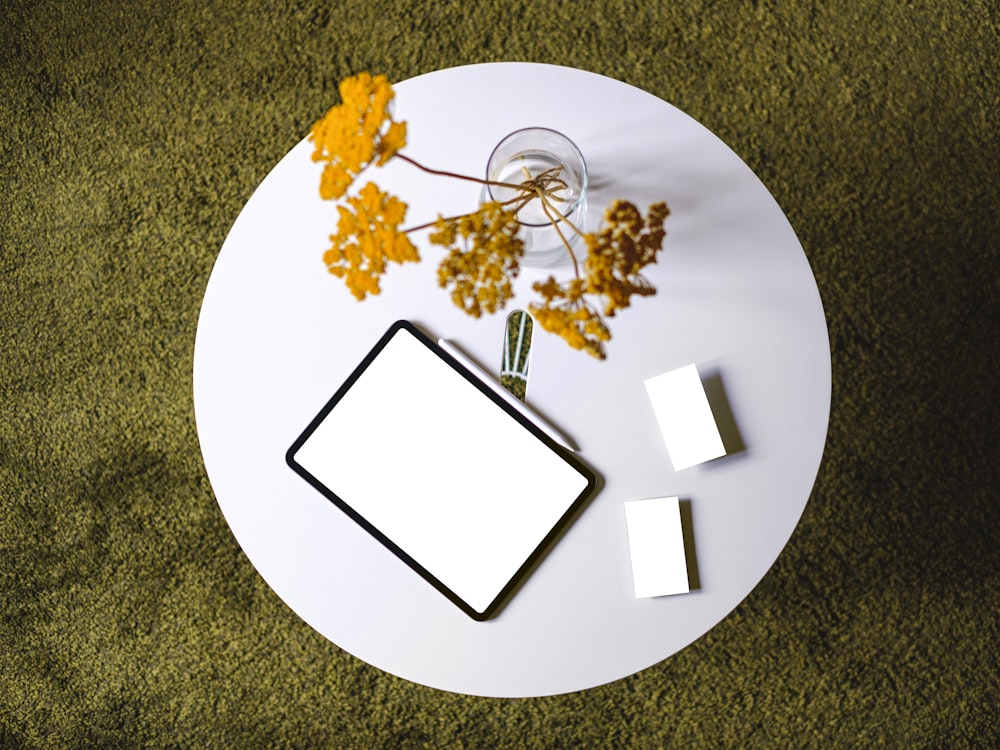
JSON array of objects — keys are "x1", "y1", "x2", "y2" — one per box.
[
  {"x1": 323, "y1": 182, "x2": 420, "y2": 300},
  {"x1": 309, "y1": 73, "x2": 673, "y2": 359},
  {"x1": 432, "y1": 202, "x2": 525, "y2": 317},
  {"x1": 523, "y1": 201, "x2": 669, "y2": 359},
  {"x1": 308, "y1": 72, "x2": 406, "y2": 200},
  {"x1": 378, "y1": 121, "x2": 407, "y2": 166},
  {"x1": 528, "y1": 277, "x2": 612, "y2": 360},
  {"x1": 584, "y1": 200, "x2": 670, "y2": 316}
]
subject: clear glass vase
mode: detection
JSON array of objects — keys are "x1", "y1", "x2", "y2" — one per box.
[{"x1": 486, "y1": 127, "x2": 588, "y2": 268}]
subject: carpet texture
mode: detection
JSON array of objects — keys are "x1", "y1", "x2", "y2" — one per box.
[{"x1": 2, "y1": 0, "x2": 998, "y2": 747}]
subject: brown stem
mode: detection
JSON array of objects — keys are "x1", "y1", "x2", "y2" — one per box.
[
  {"x1": 538, "y1": 192, "x2": 587, "y2": 239},
  {"x1": 396, "y1": 152, "x2": 524, "y2": 191},
  {"x1": 403, "y1": 214, "x2": 473, "y2": 234},
  {"x1": 403, "y1": 193, "x2": 535, "y2": 234},
  {"x1": 539, "y1": 193, "x2": 580, "y2": 277}
]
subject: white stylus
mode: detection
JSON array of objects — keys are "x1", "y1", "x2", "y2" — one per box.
[{"x1": 437, "y1": 338, "x2": 578, "y2": 452}]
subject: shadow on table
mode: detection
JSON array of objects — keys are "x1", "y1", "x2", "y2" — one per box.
[
  {"x1": 678, "y1": 498, "x2": 701, "y2": 591},
  {"x1": 701, "y1": 369, "x2": 748, "y2": 460},
  {"x1": 488, "y1": 469, "x2": 606, "y2": 620}
]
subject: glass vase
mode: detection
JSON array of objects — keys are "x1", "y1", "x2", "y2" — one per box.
[{"x1": 486, "y1": 127, "x2": 588, "y2": 267}]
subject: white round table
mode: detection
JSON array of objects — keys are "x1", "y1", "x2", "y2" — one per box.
[{"x1": 193, "y1": 63, "x2": 831, "y2": 697}]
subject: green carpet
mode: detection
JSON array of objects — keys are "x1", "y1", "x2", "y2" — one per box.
[{"x1": 2, "y1": 0, "x2": 998, "y2": 746}]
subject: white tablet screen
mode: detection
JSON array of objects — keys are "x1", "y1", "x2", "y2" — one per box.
[{"x1": 287, "y1": 321, "x2": 597, "y2": 619}]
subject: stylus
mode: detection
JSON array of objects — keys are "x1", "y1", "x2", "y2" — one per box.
[{"x1": 437, "y1": 338, "x2": 578, "y2": 452}]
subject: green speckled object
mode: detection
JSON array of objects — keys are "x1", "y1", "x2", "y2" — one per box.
[{"x1": 500, "y1": 309, "x2": 533, "y2": 401}]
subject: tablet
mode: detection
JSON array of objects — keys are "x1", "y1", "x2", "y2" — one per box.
[{"x1": 286, "y1": 320, "x2": 599, "y2": 620}]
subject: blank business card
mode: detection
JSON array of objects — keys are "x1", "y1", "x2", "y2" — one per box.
[
  {"x1": 644, "y1": 364, "x2": 726, "y2": 471},
  {"x1": 624, "y1": 496, "x2": 690, "y2": 598}
]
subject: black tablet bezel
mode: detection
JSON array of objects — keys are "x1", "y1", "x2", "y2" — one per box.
[{"x1": 285, "y1": 319, "x2": 599, "y2": 620}]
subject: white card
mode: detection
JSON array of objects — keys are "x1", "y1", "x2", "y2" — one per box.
[
  {"x1": 624, "y1": 496, "x2": 690, "y2": 598},
  {"x1": 644, "y1": 364, "x2": 726, "y2": 471}
]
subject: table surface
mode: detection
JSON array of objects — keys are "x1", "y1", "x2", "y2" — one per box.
[{"x1": 193, "y1": 62, "x2": 831, "y2": 697}]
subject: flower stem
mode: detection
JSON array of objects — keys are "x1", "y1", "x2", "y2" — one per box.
[
  {"x1": 402, "y1": 193, "x2": 535, "y2": 234},
  {"x1": 395, "y1": 152, "x2": 524, "y2": 191},
  {"x1": 538, "y1": 192, "x2": 586, "y2": 239},
  {"x1": 539, "y1": 194, "x2": 580, "y2": 277}
]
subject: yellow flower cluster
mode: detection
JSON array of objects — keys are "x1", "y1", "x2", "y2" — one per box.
[
  {"x1": 432, "y1": 202, "x2": 525, "y2": 317},
  {"x1": 528, "y1": 277, "x2": 611, "y2": 360},
  {"x1": 584, "y1": 200, "x2": 670, "y2": 315},
  {"x1": 309, "y1": 73, "x2": 672, "y2": 359},
  {"x1": 528, "y1": 200, "x2": 670, "y2": 359},
  {"x1": 323, "y1": 182, "x2": 419, "y2": 300},
  {"x1": 309, "y1": 72, "x2": 407, "y2": 200}
]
